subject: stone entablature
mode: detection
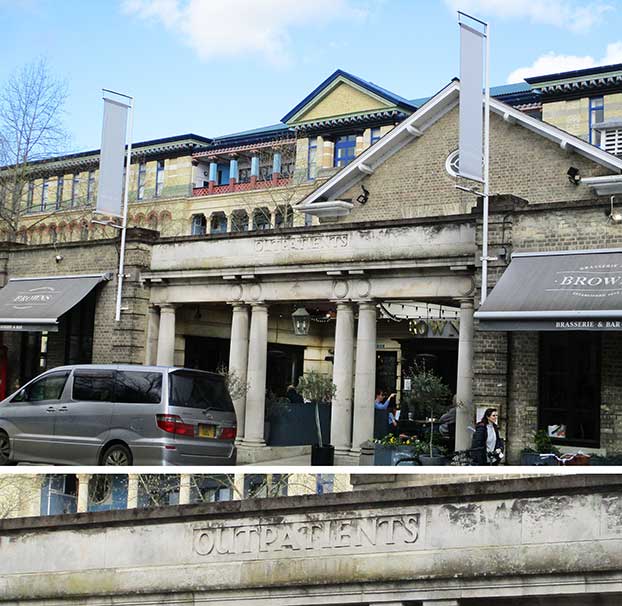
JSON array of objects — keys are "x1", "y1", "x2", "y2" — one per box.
[{"x1": 1, "y1": 476, "x2": 621, "y2": 603}]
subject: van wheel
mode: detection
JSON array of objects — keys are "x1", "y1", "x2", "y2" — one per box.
[
  {"x1": 0, "y1": 432, "x2": 16, "y2": 465},
  {"x1": 101, "y1": 444, "x2": 132, "y2": 466}
]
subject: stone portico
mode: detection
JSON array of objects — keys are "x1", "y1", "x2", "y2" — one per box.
[{"x1": 143, "y1": 218, "x2": 476, "y2": 463}]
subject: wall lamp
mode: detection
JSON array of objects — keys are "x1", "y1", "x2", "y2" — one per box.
[
  {"x1": 609, "y1": 195, "x2": 622, "y2": 224},
  {"x1": 567, "y1": 167, "x2": 581, "y2": 186}
]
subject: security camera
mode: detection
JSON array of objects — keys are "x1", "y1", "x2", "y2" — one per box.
[{"x1": 55, "y1": 255, "x2": 63, "y2": 263}]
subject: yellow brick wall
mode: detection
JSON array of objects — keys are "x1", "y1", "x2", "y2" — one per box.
[
  {"x1": 296, "y1": 82, "x2": 389, "y2": 122},
  {"x1": 334, "y1": 105, "x2": 610, "y2": 224}
]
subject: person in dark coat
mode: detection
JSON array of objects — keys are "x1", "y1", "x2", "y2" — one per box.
[
  {"x1": 286, "y1": 385, "x2": 304, "y2": 404},
  {"x1": 471, "y1": 407, "x2": 504, "y2": 465}
]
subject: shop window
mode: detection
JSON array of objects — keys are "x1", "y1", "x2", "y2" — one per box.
[
  {"x1": 40, "y1": 475, "x2": 78, "y2": 516},
  {"x1": 210, "y1": 211, "x2": 228, "y2": 234},
  {"x1": 589, "y1": 95, "x2": 604, "y2": 145},
  {"x1": 191, "y1": 214, "x2": 207, "y2": 236},
  {"x1": 539, "y1": 332, "x2": 601, "y2": 446},
  {"x1": 333, "y1": 134, "x2": 357, "y2": 167},
  {"x1": 231, "y1": 209, "x2": 249, "y2": 232},
  {"x1": 252, "y1": 207, "x2": 271, "y2": 230}
]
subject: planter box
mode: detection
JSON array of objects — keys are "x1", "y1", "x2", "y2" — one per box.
[
  {"x1": 311, "y1": 444, "x2": 334, "y2": 466},
  {"x1": 374, "y1": 444, "x2": 419, "y2": 466},
  {"x1": 520, "y1": 452, "x2": 557, "y2": 466},
  {"x1": 268, "y1": 403, "x2": 331, "y2": 447}
]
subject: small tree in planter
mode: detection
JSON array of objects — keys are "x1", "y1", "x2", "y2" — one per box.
[
  {"x1": 403, "y1": 365, "x2": 452, "y2": 463},
  {"x1": 296, "y1": 371, "x2": 336, "y2": 465}
]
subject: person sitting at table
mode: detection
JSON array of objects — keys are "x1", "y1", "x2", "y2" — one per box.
[
  {"x1": 387, "y1": 397, "x2": 400, "y2": 435},
  {"x1": 374, "y1": 389, "x2": 395, "y2": 410}
]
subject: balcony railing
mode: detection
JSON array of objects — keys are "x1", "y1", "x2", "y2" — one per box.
[{"x1": 193, "y1": 177, "x2": 292, "y2": 197}]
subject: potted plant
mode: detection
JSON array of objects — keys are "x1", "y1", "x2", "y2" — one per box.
[
  {"x1": 404, "y1": 365, "x2": 452, "y2": 465},
  {"x1": 296, "y1": 370, "x2": 336, "y2": 465},
  {"x1": 520, "y1": 429, "x2": 561, "y2": 465}
]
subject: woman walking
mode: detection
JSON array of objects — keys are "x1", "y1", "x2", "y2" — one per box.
[{"x1": 471, "y1": 408, "x2": 504, "y2": 465}]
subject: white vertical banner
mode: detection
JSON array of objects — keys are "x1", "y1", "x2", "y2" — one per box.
[
  {"x1": 458, "y1": 22, "x2": 485, "y2": 183},
  {"x1": 96, "y1": 97, "x2": 130, "y2": 216}
]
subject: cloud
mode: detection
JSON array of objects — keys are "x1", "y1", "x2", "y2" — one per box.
[
  {"x1": 121, "y1": 0, "x2": 366, "y2": 65},
  {"x1": 507, "y1": 42, "x2": 622, "y2": 82},
  {"x1": 445, "y1": 0, "x2": 613, "y2": 33}
]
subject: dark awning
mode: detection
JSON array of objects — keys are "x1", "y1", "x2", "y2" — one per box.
[
  {"x1": 0, "y1": 273, "x2": 112, "y2": 332},
  {"x1": 475, "y1": 249, "x2": 622, "y2": 331}
]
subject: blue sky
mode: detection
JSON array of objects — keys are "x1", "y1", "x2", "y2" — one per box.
[{"x1": 1, "y1": 0, "x2": 621, "y2": 153}]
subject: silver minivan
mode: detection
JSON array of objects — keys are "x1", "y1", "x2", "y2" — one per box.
[{"x1": 0, "y1": 364, "x2": 237, "y2": 466}]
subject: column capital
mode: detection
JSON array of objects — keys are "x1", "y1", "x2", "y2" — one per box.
[
  {"x1": 456, "y1": 297, "x2": 474, "y2": 308},
  {"x1": 357, "y1": 300, "x2": 377, "y2": 311},
  {"x1": 229, "y1": 302, "x2": 250, "y2": 311},
  {"x1": 159, "y1": 303, "x2": 177, "y2": 312},
  {"x1": 249, "y1": 301, "x2": 268, "y2": 309}
]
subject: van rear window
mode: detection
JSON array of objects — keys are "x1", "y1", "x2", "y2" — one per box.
[
  {"x1": 169, "y1": 371, "x2": 234, "y2": 412},
  {"x1": 116, "y1": 371, "x2": 162, "y2": 404}
]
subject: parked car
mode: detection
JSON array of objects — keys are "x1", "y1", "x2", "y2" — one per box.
[{"x1": 0, "y1": 365, "x2": 237, "y2": 466}]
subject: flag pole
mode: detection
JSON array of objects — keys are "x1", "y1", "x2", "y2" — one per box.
[
  {"x1": 481, "y1": 20, "x2": 490, "y2": 305},
  {"x1": 103, "y1": 90, "x2": 134, "y2": 323}
]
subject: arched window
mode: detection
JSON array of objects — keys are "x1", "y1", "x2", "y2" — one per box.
[
  {"x1": 148, "y1": 214, "x2": 158, "y2": 230},
  {"x1": 48, "y1": 226, "x2": 57, "y2": 244},
  {"x1": 252, "y1": 207, "x2": 271, "y2": 230},
  {"x1": 80, "y1": 223, "x2": 89, "y2": 241},
  {"x1": 274, "y1": 204, "x2": 293, "y2": 228},
  {"x1": 191, "y1": 214, "x2": 207, "y2": 236},
  {"x1": 230, "y1": 209, "x2": 249, "y2": 232},
  {"x1": 210, "y1": 211, "x2": 227, "y2": 234}
]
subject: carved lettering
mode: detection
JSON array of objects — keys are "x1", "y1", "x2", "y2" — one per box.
[
  {"x1": 254, "y1": 233, "x2": 351, "y2": 254},
  {"x1": 193, "y1": 513, "x2": 420, "y2": 557}
]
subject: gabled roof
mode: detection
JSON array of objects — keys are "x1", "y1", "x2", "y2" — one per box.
[
  {"x1": 281, "y1": 69, "x2": 417, "y2": 124},
  {"x1": 297, "y1": 80, "x2": 622, "y2": 209}
]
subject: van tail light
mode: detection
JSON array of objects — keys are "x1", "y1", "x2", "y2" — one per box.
[
  {"x1": 156, "y1": 414, "x2": 195, "y2": 437},
  {"x1": 218, "y1": 427, "x2": 237, "y2": 440}
]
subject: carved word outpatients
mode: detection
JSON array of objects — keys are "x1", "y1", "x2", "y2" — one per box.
[
  {"x1": 193, "y1": 513, "x2": 420, "y2": 557},
  {"x1": 254, "y1": 233, "x2": 350, "y2": 253}
]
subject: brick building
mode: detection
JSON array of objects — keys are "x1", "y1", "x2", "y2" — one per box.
[{"x1": 1, "y1": 65, "x2": 622, "y2": 463}]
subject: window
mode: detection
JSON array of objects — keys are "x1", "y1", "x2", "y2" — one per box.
[
  {"x1": 115, "y1": 371, "x2": 162, "y2": 404},
  {"x1": 252, "y1": 207, "x2": 271, "y2": 230},
  {"x1": 40, "y1": 475, "x2": 78, "y2": 516},
  {"x1": 539, "y1": 332, "x2": 601, "y2": 446},
  {"x1": 155, "y1": 159, "x2": 165, "y2": 197},
  {"x1": 307, "y1": 137, "x2": 318, "y2": 180},
  {"x1": 274, "y1": 204, "x2": 293, "y2": 228},
  {"x1": 589, "y1": 96, "x2": 604, "y2": 146},
  {"x1": 80, "y1": 222, "x2": 89, "y2": 241},
  {"x1": 317, "y1": 474, "x2": 335, "y2": 494},
  {"x1": 137, "y1": 161, "x2": 147, "y2": 200},
  {"x1": 48, "y1": 225, "x2": 57, "y2": 244},
  {"x1": 26, "y1": 181, "x2": 34, "y2": 212},
  {"x1": 334, "y1": 134, "x2": 357, "y2": 167},
  {"x1": 71, "y1": 173, "x2": 80, "y2": 207},
  {"x1": 445, "y1": 150, "x2": 460, "y2": 177},
  {"x1": 189, "y1": 475, "x2": 233, "y2": 503},
  {"x1": 137, "y1": 475, "x2": 180, "y2": 508},
  {"x1": 87, "y1": 170, "x2": 95, "y2": 203},
  {"x1": 191, "y1": 214, "x2": 207, "y2": 235},
  {"x1": 230, "y1": 209, "x2": 248, "y2": 232},
  {"x1": 13, "y1": 371, "x2": 69, "y2": 403},
  {"x1": 148, "y1": 214, "x2": 158, "y2": 230},
  {"x1": 370, "y1": 127, "x2": 382, "y2": 145},
  {"x1": 41, "y1": 178, "x2": 49, "y2": 211},
  {"x1": 72, "y1": 370, "x2": 115, "y2": 402},
  {"x1": 210, "y1": 211, "x2": 227, "y2": 234},
  {"x1": 56, "y1": 176, "x2": 63, "y2": 209},
  {"x1": 238, "y1": 168, "x2": 250, "y2": 184},
  {"x1": 169, "y1": 370, "x2": 234, "y2": 412}
]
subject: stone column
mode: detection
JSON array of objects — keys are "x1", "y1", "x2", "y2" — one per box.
[
  {"x1": 321, "y1": 138, "x2": 335, "y2": 169},
  {"x1": 355, "y1": 133, "x2": 365, "y2": 156},
  {"x1": 331, "y1": 302, "x2": 355, "y2": 461},
  {"x1": 455, "y1": 299, "x2": 475, "y2": 451},
  {"x1": 144, "y1": 304, "x2": 159, "y2": 365},
  {"x1": 126, "y1": 475, "x2": 139, "y2": 509},
  {"x1": 156, "y1": 304, "x2": 176, "y2": 366},
  {"x1": 250, "y1": 155, "x2": 259, "y2": 186},
  {"x1": 179, "y1": 474, "x2": 191, "y2": 505},
  {"x1": 229, "y1": 303, "x2": 250, "y2": 441},
  {"x1": 242, "y1": 303, "x2": 268, "y2": 448},
  {"x1": 232, "y1": 474, "x2": 245, "y2": 500},
  {"x1": 208, "y1": 161, "x2": 217, "y2": 193},
  {"x1": 351, "y1": 301, "x2": 377, "y2": 456},
  {"x1": 76, "y1": 474, "x2": 92, "y2": 513},
  {"x1": 271, "y1": 152, "x2": 282, "y2": 182}
]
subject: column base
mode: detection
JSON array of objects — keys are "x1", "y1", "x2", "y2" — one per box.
[{"x1": 334, "y1": 448, "x2": 357, "y2": 466}]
